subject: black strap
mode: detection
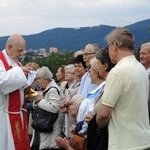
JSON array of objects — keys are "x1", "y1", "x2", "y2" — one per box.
[{"x1": 43, "y1": 86, "x2": 60, "y2": 96}]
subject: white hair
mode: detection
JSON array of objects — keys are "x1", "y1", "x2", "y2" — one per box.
[
  {"x1": 65, "y1": 64, "x2": 75, "y2": 70},
  {"x1": 74, "y1": 50, "x2": 84, "y2": 58},
  {"x1": 141, "y1": 42, "x2": 150, "y2": 53}
]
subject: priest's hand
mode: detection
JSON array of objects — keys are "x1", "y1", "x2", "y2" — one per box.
[{"x1": 21, "y1": 66, "x2": 33, "y2": 76}]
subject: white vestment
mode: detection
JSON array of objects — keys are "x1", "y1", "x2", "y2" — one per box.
[{"x1": 0, "y1": 50, "x2": 30, "y2": 150}]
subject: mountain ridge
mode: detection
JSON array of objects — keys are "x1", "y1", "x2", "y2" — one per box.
[{"x1": 0, "y1": 19, "x2": 150, "y2": 51}]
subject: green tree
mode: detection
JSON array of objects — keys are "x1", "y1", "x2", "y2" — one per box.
[{"x1": 22, "y1": 51, "x2": 74, "y2": 79}]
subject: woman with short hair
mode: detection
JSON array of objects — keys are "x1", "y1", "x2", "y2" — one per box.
[{"x1": 35, "y1": 66, "x2": 64, "y2": 150}]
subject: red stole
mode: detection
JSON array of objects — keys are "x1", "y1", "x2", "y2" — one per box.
[{"x1": 0, "y1": 52, "x2": 30, "y2": 150}]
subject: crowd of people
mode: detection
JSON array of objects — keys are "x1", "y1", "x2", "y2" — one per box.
[{"x1": 0, "y1": 27, "x2": 150, "y2": 150}]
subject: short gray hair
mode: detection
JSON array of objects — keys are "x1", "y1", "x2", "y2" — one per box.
[
  {"x1": 36, "y1": 66, "x2": 53, "y2": 81},
  {"x1": 65, "y1": 64, "x2": 75, "y2": 71},
  {"x1": 141, "y1": 42, "x2": 150, "y2": 52},
  {"x1": 84, "y1": 44, "x2": 101, "y2": 53},
  {"x1": 92, "y1": 43, "x2": 101, "y2": 53},
  {"x1": 105, "y1": 27, "x2": 134, "y2": 51}
]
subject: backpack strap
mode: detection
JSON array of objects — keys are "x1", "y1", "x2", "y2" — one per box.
[{"x1": 43, "y1": 86, "x2": 60, "y2": 96}]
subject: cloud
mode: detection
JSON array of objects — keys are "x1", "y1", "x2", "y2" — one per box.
[{"x1": 0, "y1": 0, "x2": 149, "y2": 36}]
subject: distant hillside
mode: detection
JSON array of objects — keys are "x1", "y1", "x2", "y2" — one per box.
[
  {"x1": 125, "y1": 19, "x2": 150, "y2": 48},
  {"x1": 0, "y1": 19, "x2": 150, "y2": 51}
]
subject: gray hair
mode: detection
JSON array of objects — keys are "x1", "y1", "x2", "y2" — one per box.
[
  {"x1": 141, "y1": 42, "x2": 150, "y2": 52},
  {"x1": 84, "y1": 43, "x2": 101, "y2": 53},
  {"x1": 36, "y1": 66, "x2": 53, "y2": 81},
  {"x1": 105, "y1": 27, "x2": 134, "y2": 51},
  {"x1": 65, "y1": 64, "x2": 75, "y2": 70},
  {"x1": 74, "y1": 50, "x2": 84, "y2": 58},
  {"x1": 92, "y1": 43, "x2": 101, "y2": 53},
  {"x1": 90, "y1": 58, "x2": 99, "y2": 72}
]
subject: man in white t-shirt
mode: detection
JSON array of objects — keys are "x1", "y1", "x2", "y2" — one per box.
[{"x1": 96, "y1": 27, "x2": 150, "y2": 150}]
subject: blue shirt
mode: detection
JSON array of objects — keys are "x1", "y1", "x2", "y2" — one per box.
[{"x1": 77, "y1": 72, "x2": 97, "y2": 98}]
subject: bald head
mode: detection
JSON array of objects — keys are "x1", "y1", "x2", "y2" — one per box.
[
  {"x1": 6, "y1": 34, "x2": 26, "y2": 48},
  {"x1": 5, "y1": 34, "x2": 26, "y2": 61}
]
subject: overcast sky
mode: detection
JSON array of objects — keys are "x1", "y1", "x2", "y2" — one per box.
[{"x1": 0, "y1": 0, "x2": 149, "y2": 36}]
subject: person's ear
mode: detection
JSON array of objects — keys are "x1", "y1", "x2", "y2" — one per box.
[
  {"x1": 104, "y1": 63, "x2": 108, "y2": 71},
  {"x1": 111, "y1": 42, "x2": 117, "y2": 51},
  {"x1": 8, "y1": 44, "x2": 13, "y2": 49}
]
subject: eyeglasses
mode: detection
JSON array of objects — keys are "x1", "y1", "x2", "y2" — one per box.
[
  {"x1": 105, "y1": 42, "x2": 123, "y2": 49},
  {"x1": 104, "y1": 44, "x2": 111, "y2": 49},
  {"x1": 83, "y1": 52, "x2": 95, "y2": 56}
]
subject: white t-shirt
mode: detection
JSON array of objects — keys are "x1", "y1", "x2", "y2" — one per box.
[{"x1": 102, "y1": 55, "x2": 150, "y2": 150}]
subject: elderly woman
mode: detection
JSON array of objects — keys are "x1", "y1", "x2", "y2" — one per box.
[
  {"x1": 35, "y1": 66, "x2": 64, "y2": 150},
  {"x1": 76, "y1": 57, "x2": 105, "y2": 136}
]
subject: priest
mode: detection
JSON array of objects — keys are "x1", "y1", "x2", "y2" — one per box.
[{"x1": 0, "y1": 34, "x2": 35, "y2": 150}]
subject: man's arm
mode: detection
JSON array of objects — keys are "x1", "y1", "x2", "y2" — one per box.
[{"x1": 96, "y1": 103, "x2": 112, "y2": 128}]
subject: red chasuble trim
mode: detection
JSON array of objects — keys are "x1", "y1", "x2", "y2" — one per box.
[{"x1": 0, "y1": 52, "x2": 30, "y2": 150}]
